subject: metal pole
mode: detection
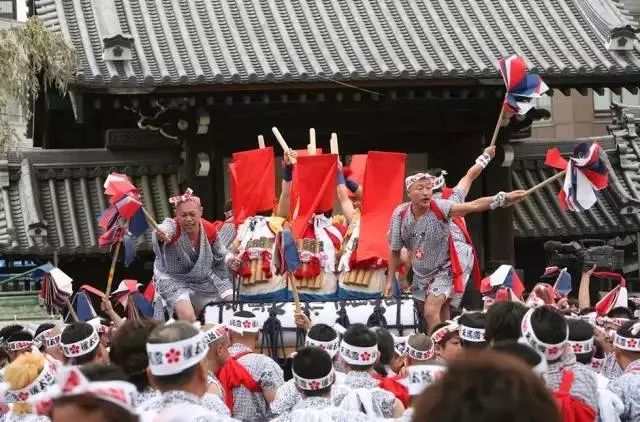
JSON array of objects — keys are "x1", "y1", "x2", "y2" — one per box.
[{"x1": 53, "y1": 251, "x2": 59, "y2": 268}]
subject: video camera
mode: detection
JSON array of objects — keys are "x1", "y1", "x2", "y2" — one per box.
[{"x1": 544, "y1": 239, "x2": 624, "y2": 272}]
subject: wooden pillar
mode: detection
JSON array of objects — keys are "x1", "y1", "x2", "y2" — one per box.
[{"x1": 482, "y1": 140, "x2": 515, "y2": 273}]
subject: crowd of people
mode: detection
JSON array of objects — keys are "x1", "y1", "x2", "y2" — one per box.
[
  {"x1": 0, "y1": 296, "x2": 638, "y2": 421},
  {"x1": 0, "y1": 145, "x2": 638, "y2": 421}
]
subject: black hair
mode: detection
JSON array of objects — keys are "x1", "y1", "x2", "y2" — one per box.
[
  {"x1": 342, "y1": 323, "x2": 377, "y2": 371},
  {"x1": 372, "y1": 327, "x2": 395, "y2": 377},
  {"x1": 61, "y1": 322, "x2": 100, "y2": 365},
  {"x1": 307, "y1": 324, "x2": 338, "y2": 342},
  {"x1": 0, "y1": 325, "x2": 25, "y2": 341},
  {"x1": 492, "y1": 340, "x2": 543, "y2": 369},
  {"x1": 530, "y1": 306, "x2": 567, "y2": 345},
  {"x1": 607, "y1": 307, "x2": 634, "y2": 320},
  {"x1": 485, "y1": 301, "x2": 527, "y2": 343},
  {"x1": 80, "y1": 363, "x2": 129, "y2": 382},
  {"x1": 52, "y1": 395, "x2": 138, "y2": 422},
  {"x1": 234, "y1": 310, "x2": 256, "y2": 318},
  {"x1": 293, "y1": 347, "x2": 333, "y2": 397},
  {"x1": 458, "y1": 312, "x2": 487, "y2": 349},
  {"x1": 147, "y1": 321, "x2": 202, "y2": 389},
  {"x1": 617, "y1": 320, "x2": 640, "y2": 340},
  {"x1": 567, "y1": 319, "x2": 594, "y2": 365},
  {"x1": 6, "y1": 329, "x2": 33, "y2": 343},
  {"x1": 579, "y1": 307, "x2": 595, "y2": 316},
  {"x1": 34, "y1": 323, "x2": 56, "y2": 338},
  {"x1": 109, "y1": 319, "x2": 162, "y2": 392}
]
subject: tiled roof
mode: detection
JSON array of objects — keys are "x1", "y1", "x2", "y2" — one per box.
[
  {"x1": 35, "y1": 0, "x2": 640, "y2": 90},
  {"x1": 511, "y1": 127, "x2": 640, "y2": 238},
  {"x1": 0, "y1": 149, "x2": 181, "y2": 257}
]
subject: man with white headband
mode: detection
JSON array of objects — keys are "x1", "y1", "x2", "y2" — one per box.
[
  {"x1": 608, "y1": 321, "x2": 640, "y2": 421},
  {"x1": 426, "y1": 146, "x2": 495, "y2": 309},
  {"x1": 401, "y1": 333, "x2": 446, "y2": 421},
  {"x1": 35, "y1": 324, "x2": 64, "y2": 368},
  {"x1": 386, "y1": 169, "x2": 528, "y2": 331},
  {"x1": 153, "y1": 187, "x2": 233, "y2": 322},
  {"x1": 568, "y1": 319, "x2": 624, "y2": 422},
  {"x1": 430, "y1": 321, "x2": 462, "y2": 363},
  {"x1": 331, "y1": 324, "x2": 404, "y2": 418},
  {"x1": 217, "y1": 311, "x2": 284, "y2": 421},
  {"x1": 520, "y1": 307, "x2": 599, "y2": 416},
  {"x1": 142, "y1": 321, "x2": 237, "y2": 421},
  {"x1": 271, "y1": 324, "x2": 343, "y2": 416},
  {"x1": 60, "y1": 322, "x2": 108, "y2": 366},
  {"x1": 272, "y1": 347, "x2": 368, "y2": 422}
]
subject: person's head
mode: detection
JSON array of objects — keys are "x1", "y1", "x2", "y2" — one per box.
[
  {"x1": 339, "y1": 324, "x2": 378, "y2": 372},
  {"x1": 305, "y1": 324, "x2": 339, "y2": 360},
  {"x1": 372, "y1": 327, "x2": 403, "y2": 376},
  {"x1": 5, "y1": 329, "x2": 34, "y2": 361},
  {"x1": 485, "y1": 301, "x2": 527, "y2": 344},
  {"x1": 567, "y1": 319, "x2": 595, "y2": 365},
  {"x1": 292, "y1": 347, "x2": 335, "y2": 398},
  {"x1": 458, "y1": 312, "x2": 487, "y2": 349},
  {"x1": 203, "y1": 323, "x2": 230, "y2": 372},
  {"x1": 404, "y1": 333, "x2": 435, "y2": 367},
  {"x1": 3, "y1": 352, "x2": 55, "y2": 415},
  {"x1": 60, "y1": 322, "x2": 107, "y2": 366},
  {"x1": 109, "y1": 319, "x2": 162, "y2": 392},
  {"x1": 612, "y1": 320, "x2": 640, "y2": 370},
  {"x1": 34, "y1": 323, "x2": 56, "y2": 351},
  {"x1": 521, "y1": 307, "x2": 569, "y2": 363},
  {"x1": 173, "y1": 189, "x2": 203, "y2": 235},
  {"x1": 48, "y1": 365, "x2": 138, "y2": 422},
  {"x1": 431, "y1": 322, "x2": 462, "y2": 362},
  {"x1": 146, "y1": 321, "x2": 209, "y2": 396},
  {"x1": 607, "y1": 307, "x2": 634, "y2": 320},
  {"x1": 492, "y1": 340, "x2": 547, "y2": 378},
  {"x1": 42, "y1": 325, "x2": 64, "y2": 362},
  {"x1": 413, "y1": 350, "x2": 560, "y2": 422},
  {"x1": 405, "y1": 173, "x2": 436, "y2": 209},
  {"x1": 227, "y1": 311, "x2": 260, "y2": 347}
]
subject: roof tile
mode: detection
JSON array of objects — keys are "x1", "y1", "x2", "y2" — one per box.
[{"x1": 36, "y1": 0, "x2": 640, "y2": 89}]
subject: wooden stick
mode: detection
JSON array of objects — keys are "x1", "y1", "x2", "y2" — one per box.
[
  {"x1": 489, "y1": 105, "x2": 506, "y2": 147},
  {"x1": 288, "y1": 273, "x2": 301, "y2": 314},
  {"x1": 307, "y1": 144, "x2": 314, "y2": 155},
  {"x1": 142, "y1": 208, "x2": 159, "y2": 230},
  {"x1": 258, "y1": 135, "x2": 265, "y2": 149},
  {"x1": 309, "y1": 129, "x2": 317, "y2": 155},
  {"x1": 272, "y1": 127, "x2": 297, "y2": 164},
  {"x1": 105, "y1": 241, "x2": 121, "y2": 296},
  {"x1": 65, "y1": 296, "x2": 79, "y2": 322},
  {"x1": 525, "y1": 170, "x2": 567, "y2": 195},
  {"x1": 330, "y1": 133, "x2": 339, "y2": 155}
]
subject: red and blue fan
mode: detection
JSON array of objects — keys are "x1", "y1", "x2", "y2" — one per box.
[
  {"x1": 543, "y1": 142, "x2": 609, "y2": 211},
  {"x1": 488, "y1": 55, "x2": 549, "y2": 148},
  {"x1": 99, "y1": 173, "x2": 155, "y2": 295},
  {"x1": 498, "y1": 55, "x2": 549, "y2": 116},
  {"x1": 480, "y1": 265, "x2": 525, "y2": 301}
]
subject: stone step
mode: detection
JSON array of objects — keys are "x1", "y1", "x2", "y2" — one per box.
[{"x1": 0, "y1": 292, "x2": 55, "y2": 321}]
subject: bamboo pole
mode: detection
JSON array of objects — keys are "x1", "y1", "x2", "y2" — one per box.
[
  {"x1": 272, "y1": 127, "x2": 296, "y2": 164},
  {"x1": 65, "y1": 296, "x2": 79, "y2": 322},
  {"x1": 142, "y1": 208, "x2": 159, "y2": 230},
  {"x1": 330, "y1": 133, "x2": 339, "y2": 155},
  {"x1": 288, "y1": 273, "x2": 301, "y2": 314},
  {"x1": 105, "y1": 241, "x2": 121, "y2": 296},
  {"x1": 309, "y1": 128, "x2": 316, "y2": 155},
  {"x1": 489, "y1": 106, "x2": 506, "y2": 147},
  {"x1": 525, "y1": 170, "x2": 566, "y2": 195},
  {"x1": 258, "y1": 135, "x2": 265, "y2": 149}
]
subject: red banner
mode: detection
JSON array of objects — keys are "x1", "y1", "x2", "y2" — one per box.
[
  {"x1": 290, "y1": 154, "x2": 337, "y2": 239},
  {"x1": 348, "y1": 154, "x2": 367, "y2": 186},
  {"x1": 229, "y1": 147, "x2": 275, "y2": 226},
  {"x1": 356, "y1": 151, "x2": 406, "y2": 263}
]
